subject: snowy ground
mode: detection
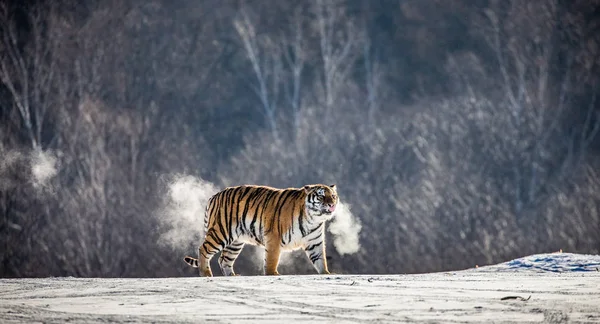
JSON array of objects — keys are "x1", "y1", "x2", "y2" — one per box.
[{"x1": 1, "y1": 253, "x2": 599, "y2": 323}]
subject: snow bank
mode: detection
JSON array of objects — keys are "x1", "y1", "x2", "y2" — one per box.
[{"x1": 475, "y1": 252, "x2": 600, "y2": 273}]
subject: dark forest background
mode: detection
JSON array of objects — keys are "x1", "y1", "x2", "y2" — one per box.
[{"x1": 1, "y1": 0, "x2": 600, "y2": 277}]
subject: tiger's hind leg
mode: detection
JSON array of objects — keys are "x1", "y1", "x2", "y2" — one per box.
[
  {"x1": 198, "y1": 229, "x2": 227, "y2": 277},
  {"x1": 218, "y1": 240, "x2": 245, "y2": 276}
]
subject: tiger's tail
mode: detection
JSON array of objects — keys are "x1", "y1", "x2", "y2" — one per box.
[{"x1": 184, "y1": 256, "x2": 199, "y2": 268}]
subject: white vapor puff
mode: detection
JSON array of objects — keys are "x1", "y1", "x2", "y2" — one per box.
[
  {"x1": 157, "y1": 174, "x2": 218, "y2": 251},
  {"x1": 0, "y1": 149, "x2": 59, "y2": 193},
  {"x1": 328, "y1": 201, "x2": 362, "y2": 255},
  {"x1": 30, "y1": 149, "x2": 59, "y2": 190}
]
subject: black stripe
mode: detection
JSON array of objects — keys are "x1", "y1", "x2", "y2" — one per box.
[
  {"x1": 239, "y1": 188, "x2": 258, "y2": 234},
  {"x1": 221, "y1": 254, "x2": 236, "y2": 262},
  {"x1": 276, "y1": 190, "x2": 296, "y2": 216},
  {"x1": 276, "y1": 190, "x2": 297, "y2": 228},
  {"x1": 274, "y1": 193, "x2": 288, "y2": 238},
  {"x1": 221, "y1": 189, "x2": 230, "y2": 237},
  {"x1": 206, "y1": 230, "x2": 219, "y2": 242},
  {"x1": 236, "y1": 186, "x2": 253, "y2": 234},
  {"x1": 226, "y1": 188, "x2": 238, "y2": 244},
  {"x1": 204, "y1": 239, "x2": 220, "y2": 252},
  {"x1": 227, "y1": 188, "x2": 238, "y2": 235},
  {"x1": 213, "y1": 191, "x2": 225, "y2": 225},
  {"x1": 287, "y1": 197, "x2": 299, "y2": 245},
  {"x1": 209, "y1": 192, "x2": 223, "y2": 221},
  {"x1": 233, "y1": 187, "x2": 244, "y2": 235},
  {"x1": 223, "y1": 189, "x2": 232, "y2": 239},
  {"x1": 298, "y1": 202, "x2": 307, "y2": 236},
  {"x1": 310, "y1": 252, "x2": 322, "y2": 263},
  {"x1": 210, "y1": 230, "x2": 226, "y2": 249},
  {"x1": 206, "y1": 199, "x2": 215, "y2": 230},
  {"x1": 207, "y1": 195, "x2": 218, "y2": 222},
  {"x1": 292, "y1": 190, "x2": 304, "y2": 201},
  {"x1": 227, "y1": 244, "x2": 243, "y2": 252},
  {"x1": 268, "y1": 190, "x2": 287, "y2": 234},
  {"x1": 234, "y1": 188, "x2": 243, "y2": 235},
  {"x1": 215, "y1": 221, "x2": 228, "y2": 246},
  {"x1": 214, "y1": 192, "x2": 227, "y2": 240},
  {"x1": 248, "y1": 194, "x2": 261, "y2": 237},
  {"x1": 257, "y1": 189, "x2": 277, "y2": 234},
  {"x1": 248, "y1": 189, "x2": 268, "y2": 236},
  {"x1": 208, "y1": 230, "x2": 226, "y2": 249},
  {"x1": 246, "y1": 187, "x2": 264, "y2": 233},
  {"x1": 306, "y1": 241, "x2": 323, "y2": 252},
  {"x1": 306, "y1": 223, "x2": 323, "y2": 237}
]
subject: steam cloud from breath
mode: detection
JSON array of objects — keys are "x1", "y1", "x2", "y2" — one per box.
[
  {"x1": 157, "y1": 174, "x2": 218, "y2": 251},
  {"x1": 329, "y1": 201, "x2": 362, "y2": 255},
  {"x1": 30, "y1": 149, "x2": 59, "y2": 190},
  {"x1": 0, "y1": 149, "x2": 59, "y2": 192}
]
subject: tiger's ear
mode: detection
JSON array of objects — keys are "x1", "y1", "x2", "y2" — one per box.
[
  {"x1": 304, "y1": 185, "x2": 312, "y2": 193},
  {"x1": 330, "y1": 184, "x2": 336, "y2": 191}
]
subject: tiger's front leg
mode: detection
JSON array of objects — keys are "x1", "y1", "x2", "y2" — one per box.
[
  {"x1": 264, "y1": 237, "x2": 281, "y2": 275},
  {"x1": 305, "y1": 240, "x2": 330, "y2": 274}
]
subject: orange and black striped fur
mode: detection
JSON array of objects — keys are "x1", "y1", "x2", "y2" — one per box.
[{"x1": 183, "y1": 184, "x2": 338, "y2": 276}]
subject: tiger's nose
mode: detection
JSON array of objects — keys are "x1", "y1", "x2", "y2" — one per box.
[{"x1": 326, "y1": 204, "x2": 336, "y2": 212}]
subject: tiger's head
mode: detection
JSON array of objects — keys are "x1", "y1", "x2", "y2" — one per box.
[{"x1": 303, "y1": 184, "x2": 338, "y2": 220}]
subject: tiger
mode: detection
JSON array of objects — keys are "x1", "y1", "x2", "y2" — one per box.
[{"x1": 183, "y1": 184, "x2": 338, "y2": 276}]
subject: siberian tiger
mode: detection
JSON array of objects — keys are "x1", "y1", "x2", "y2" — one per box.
[{"x1": 183, "y1": 184, "x2": 338, "y2": 276}]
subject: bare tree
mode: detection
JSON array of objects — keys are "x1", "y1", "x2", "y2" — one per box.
[
  {"x1": 234, "y1": 10, "x2": 283, "y2": 137},
  {"x1": 0, "y1": 2, "x2": 59, "y2": 149},
  {"x1": 362, "y1": 36, "x2": 382, "y2": 126},
  {"x1": 313, "y1": 0, "x2": 362, "y2": 120},
  {"x1": 478, "y1": 0, "x2": 600, "y2": 218},
  {"x1": 281, "y1": 8, "x2": 306, "y2": 138}
]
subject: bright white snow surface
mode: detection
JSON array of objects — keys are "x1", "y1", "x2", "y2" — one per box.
[{"x1": 1, "y1": 253, "x2": 599, "y2": 323}]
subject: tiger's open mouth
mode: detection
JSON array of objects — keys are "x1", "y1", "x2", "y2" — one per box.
[{"x1": 322, "y1": 205, "x2": 336, "y2": 214}]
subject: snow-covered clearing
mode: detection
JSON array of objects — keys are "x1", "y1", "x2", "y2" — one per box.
[{"x1": 1, "y1": 253, "x2": 599, "y2": 323}]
